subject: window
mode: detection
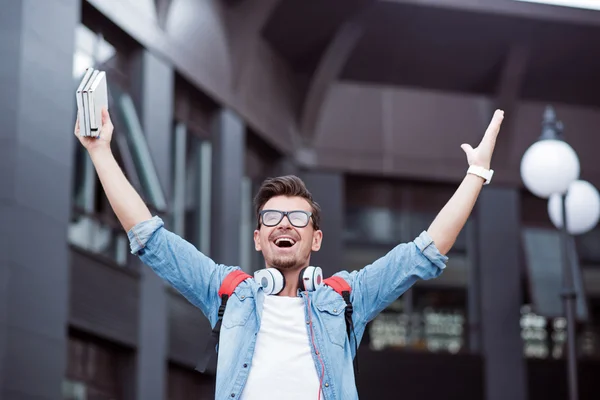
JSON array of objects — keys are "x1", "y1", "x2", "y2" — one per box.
[
  {"x1": 70, "y1": 24, "x2": 167, "y2": 266},
  {"x1": 64, "y1": 334, "x2": 127, "y2": 400},
  {"x1": 70, "y1": 24, "x2": 128, "y2": 266},
  {"x1": 521, "y1": 226, "x2": 600, "y2": 360},
  {"x1": 73, "y1": 25, "x2": 116, "y2": 80},
  {"x1": 170, "y1": 123, "x2": 212, "y2": 254},
  {"x1": 518, "y1": 304, "x2": 598, "y2": 359},
  {"x1": 118, "y1": 93, "x2": 167, "y2": 212},
  {"x1": 344, "y1": 178, "x2": 470, "y2": 354},
  {"x1": 63, "y1": 380, "x2": 87, "y2": 400},
  {"x1": 369, "y1": 288, "x2": 466, "y2": 354},
  {"x1": 167, "y1": 362, "x2": 214, "y2": 400}
]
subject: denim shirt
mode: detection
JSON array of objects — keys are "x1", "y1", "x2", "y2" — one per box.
[{"x1": 128, "y1": 216, "x2": 448, "y2": 400}]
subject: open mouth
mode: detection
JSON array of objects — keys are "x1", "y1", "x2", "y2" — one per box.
[{"x1": 274, "y1": 237, "x2": 297, "y2": 248}]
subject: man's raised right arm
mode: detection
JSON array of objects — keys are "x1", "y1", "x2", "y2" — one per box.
[{"x1": 74, "y1": 108, "x2": 235, "y2": 324}]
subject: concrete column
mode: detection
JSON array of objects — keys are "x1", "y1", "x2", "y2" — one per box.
[
  {"x1": 0, "y1": 0, "x2": 79, "y2": 398},
  {"x1": 210, "y1": 109, "x2": 246, "y2": 267},
  {"x1": 130, "y1": 48, "x2": 174, "y2": 400},
  {"x1": 300, "y1": 171, "x2": 345, "y2": 278},
  {"x1": 476, "y1": 187, "x2": 527, "y2": 400}
]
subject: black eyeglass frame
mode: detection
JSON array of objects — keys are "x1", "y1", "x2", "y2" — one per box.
[{"x1": 258, "y1": 209, "x2": 314, "y2": 228}]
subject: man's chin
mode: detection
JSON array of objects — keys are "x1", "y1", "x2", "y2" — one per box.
[{"x1": 269, "y1": 257, "x2": 300, "y2": 270}]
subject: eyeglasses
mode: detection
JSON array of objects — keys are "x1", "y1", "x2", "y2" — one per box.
[{"x1": 259, "y1": 209, "x2": 313, "y2": 228}]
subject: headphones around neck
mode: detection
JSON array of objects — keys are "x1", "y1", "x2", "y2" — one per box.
[{"x1": 253, "y1": 266, "x2": 323, "y2": 295}]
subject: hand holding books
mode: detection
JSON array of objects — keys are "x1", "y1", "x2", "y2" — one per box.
[{"x1": 75, "y1": 67, "x2": 108, "y2": 138}]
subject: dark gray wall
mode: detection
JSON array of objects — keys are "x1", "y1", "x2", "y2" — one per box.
[
  {"x1": 167, "y1": 290, "x2": 212, "y2": 367},
  {"x1": 69, "y1": 249, "x2": 140, "y2": 347},
  {"x1": 476, "y1": 187, "x2": 527, "y2": 400},
  {"x1": 131, "y1": 49, "x2": 174, "y2": 400},
  {"x1": 0, "y1": 0, "x2": 79, "y2": 398}
]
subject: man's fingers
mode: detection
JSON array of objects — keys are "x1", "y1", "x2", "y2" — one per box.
[
  {"x1": 481, "y1": 109, "x2": 504, "y2": 145},
  {"x1": 101, "y1": 107, "x2": 112, "y2": 127}
]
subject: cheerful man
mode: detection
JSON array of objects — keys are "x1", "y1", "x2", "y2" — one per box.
[{"x1": 74, "y1": 108, "x2": 504, "y2": 400}]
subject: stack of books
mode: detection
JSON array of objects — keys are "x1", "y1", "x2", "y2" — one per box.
[{"x1": 76, "y1": 68, "x2": 108, "y2": 137}]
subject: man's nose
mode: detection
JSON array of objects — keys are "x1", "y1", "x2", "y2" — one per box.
[{"x1": 277, "y1": 215, "x2": 292, "y2": 228}]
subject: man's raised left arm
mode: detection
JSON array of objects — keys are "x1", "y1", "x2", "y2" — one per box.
[
  {"x1": 427, "y1": 109, "x2": 504, "y2": 254},
  {"x1": 339, "y1": 110, "x2": 505, "y2": 326}
]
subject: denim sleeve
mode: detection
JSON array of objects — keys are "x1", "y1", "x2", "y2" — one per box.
[
  {"x1": 337, "y1": 230, "x2": 448, "y2": 324},
  {"x1": 127, "y1": 216, "x2": 238, "y2": 326}
]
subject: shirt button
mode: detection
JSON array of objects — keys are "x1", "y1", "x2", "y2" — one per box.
[
  {"x1": 231, "y1": 394, "x2": 235, "y2": 398},
  {"x1": 137, "y1": 249, "x2": 145, "y2": 256},
  {"x1": 306, "y1": 320, "x2": 310, "y2": 325},
  {"x1": 333, "y1": 309, "x2": 337, "y2": 313},
  {"x1": 243, "y1": 363, "x2": 248, "y2": 368},
  {"x1": 325, "y1": 383, "x2": 329, "y2": 387},
  {"x1": 241, "y1": 295, "x2": 245, "y2": 299}
]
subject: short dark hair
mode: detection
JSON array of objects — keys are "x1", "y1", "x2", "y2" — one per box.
[{"x1": 253, "y1": 175, "x2": 321, "y2": 230}]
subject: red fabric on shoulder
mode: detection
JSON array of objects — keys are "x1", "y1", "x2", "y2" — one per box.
[
  {"x1": 323, "y1": 276, "x2": 351, "y2": 295},
  {"x1": 218, "y1": 270, "x2": 252, "y2": 297}
]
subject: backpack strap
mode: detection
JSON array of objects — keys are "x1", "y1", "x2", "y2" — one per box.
[
  {"x1": 323, "y1": 276, "x2": 359, "y2": 375},
  {"x1": 196, "y1": 270, "x2": 252, "y2": 373},
  {"x1": 323, "y1": 276, "x2": 353, "y2": 340}
]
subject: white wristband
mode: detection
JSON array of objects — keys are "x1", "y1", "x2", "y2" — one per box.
[{"x1": 467, "y1": 165, "x2": 494, "y2": 185}]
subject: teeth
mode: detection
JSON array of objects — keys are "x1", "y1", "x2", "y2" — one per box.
[{"x1": 275, "y1": 238, "x2": 295, "y2": 245}]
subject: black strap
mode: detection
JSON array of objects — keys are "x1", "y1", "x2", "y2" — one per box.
[
  {"x1": 341, "y1": 291, "x2": 359, "y2": 375},
  {"x1": 195, "y1": 295, "x2": 228, "y2": 374}
]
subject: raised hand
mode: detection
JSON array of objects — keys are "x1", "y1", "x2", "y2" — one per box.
[
  {"x1": 460, "y1": 109, "x2": 504, "y2": 170},
  {"x1": 74, "y1": 107, "x2": 114, "y2": 152}
]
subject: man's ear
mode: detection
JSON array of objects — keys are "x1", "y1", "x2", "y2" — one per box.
[
  {"x1": 254, "y1": 230, "x2": 262, "y2": 251},
  {"x1": 311, "y1": 230, "x2": 323, "y2": 251}
]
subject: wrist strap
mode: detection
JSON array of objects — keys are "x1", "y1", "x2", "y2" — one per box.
[{"x1": 467, "y1": 165, "x2": 493, "y2": 185}]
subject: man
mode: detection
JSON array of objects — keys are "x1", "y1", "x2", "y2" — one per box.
[{"x1": 74, "y1": 108, "x2": 504, "y2": 400}]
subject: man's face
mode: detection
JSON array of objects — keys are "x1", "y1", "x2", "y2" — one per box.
[{"x1": 253, "y1": 195, "x2": 322, "y2": 271}]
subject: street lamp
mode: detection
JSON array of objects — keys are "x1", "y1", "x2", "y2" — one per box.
[
  {"x1": 548, "y1": 180, "x2": 600, "y2": 236},
  {"x1": 520, "y1": 107, "x2": 580, "y2": 197},
  {"x1": 519, "y1": 105, "x2": 589, "y2": 400}
]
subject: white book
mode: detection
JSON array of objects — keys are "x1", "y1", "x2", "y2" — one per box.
[
  {"x1": 87, "y1": 71, "x2": 108, "y2": 136},
  {"x1": 82, "y1": 70, "x2": 99, "y2": 136},
  {"x1": 76, "y1": 68, "x2": 95, "y2": 137}
]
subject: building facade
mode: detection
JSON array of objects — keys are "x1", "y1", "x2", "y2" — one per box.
[{"x1": 2, "y1": 0, "x2": 600, "y2": 399}]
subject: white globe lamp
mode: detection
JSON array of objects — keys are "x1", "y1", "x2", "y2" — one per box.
[
  {"x1": 520, "y1": 106, "x2": 580, "y2": 198},
  {"x1": 548, "y1": 180, "x2": 600, "y2": 235}
]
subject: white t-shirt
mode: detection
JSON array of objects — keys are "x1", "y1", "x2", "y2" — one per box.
[{"x1": 240, "y1": 295, "x2": 323, "y2": 400}]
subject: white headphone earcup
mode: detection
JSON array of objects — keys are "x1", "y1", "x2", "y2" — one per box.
[
  {"x1": 301, "y1": 266, "x2": 323, "y2": 292},
  {"x1": 254, "y1": 268, "x2": 285, "y2": 295}
]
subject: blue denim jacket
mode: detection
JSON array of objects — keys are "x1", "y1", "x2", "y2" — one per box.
[{"x1": 128, "y1": 216, "x2": 448, "y2": 400}]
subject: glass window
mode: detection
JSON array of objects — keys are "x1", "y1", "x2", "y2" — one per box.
[
  {"x1": 63, "y1": 380, "x2": 87, "y2": 400},
  {"x1": 70, "y1": 24, "x2": 167, "y2": 266},
  {"x1": 73, "y1": 24, "x2": 116, "y2": 80},
  {"x1": 170, "y1": 123, "x2": 212, "y2": 254},
  {"x1": 517, "y1": 304, "x2": 599, "y2": 360},
  {"x1": 522, "y1": 227, "x2": 589, "y2": 320},
  {"x1": 65, "y1": 334, "x2": 125, "y2": 400},
  {"x1": 368, "y1": 287, "x2": 467, "y2": 354},
  {"x1": 70, "y1": 24, "x2": 128, "y2": 266},
  {"x1": 118, "y1": 93, "x2": 167, "y2": 212},
  {"x1": 344, "y1": 180, "x2": 470, "y2": 355},
  {"x1": 167, "y1": 362, "x2": 214, "y2": 400}
]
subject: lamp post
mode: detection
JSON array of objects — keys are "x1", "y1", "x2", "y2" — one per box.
[{"x1": 520, "y1": 106, "x2": 592, "y2": 400}]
